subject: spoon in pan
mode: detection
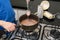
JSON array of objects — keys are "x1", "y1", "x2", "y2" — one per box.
[{"x1": 26, "y1": 0, "x2": 30, "y2": 19}]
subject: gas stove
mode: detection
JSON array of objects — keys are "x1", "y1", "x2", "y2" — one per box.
[
  {"x1": 41, "y1": 24, "x2": 60, "y2": 40},
  {"x1": 7, "y1": 24, "x2": 41, "y2": 40},
  {"x1": 6, "y1": 23, "x2": 60, "y2": 40}
]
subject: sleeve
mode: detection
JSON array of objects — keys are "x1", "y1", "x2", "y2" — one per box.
[
  {"x1": 0, "y1": 0, "x2": 16, "y2": 30},
  {"x1": 0, "y1": 0, "x2": 15, "y2": 23}
]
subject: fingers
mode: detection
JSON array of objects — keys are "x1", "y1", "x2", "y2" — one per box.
[
  {"x1": 8, "y1": 24, "x2": 16, "y2": 32},
  {"x1": 10, "y1": 25, "x2": 16, "y2": 32},
  {"x1": 6, "y1": 29, "x2": 10, "y2": 32},
  {"x1": 26, "y1": 10, "x2": 31, "y2": 16},
  {"x1": 5, "y1": 23, "x2": 16, "y2": 32},
  {"x1": 1, "y1": 21, "x2": 16, "y2": 32},
  {"x1": 6, "y1": 26, "x2": 15, "y2": 32}
]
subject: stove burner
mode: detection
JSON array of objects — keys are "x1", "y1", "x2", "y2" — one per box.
[
  {"x1": 50, "y1": 29, "x2": 60, "y2": 39},
  {"x1": 7, "y1": 24, "x2": 41, "y2": 40},
  {"x1": 41, "y1": 25, "x2": 60, "y2": 40},
  {"x1": 14, "y1": 28, "x2": 40, "y2": 40}
]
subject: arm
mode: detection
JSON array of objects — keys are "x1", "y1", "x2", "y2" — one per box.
[{"x1": 0, "y1": 0, "x2": 16, "y2": 32}]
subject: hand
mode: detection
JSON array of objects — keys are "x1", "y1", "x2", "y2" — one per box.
[
  {"x1": 2, "y1": 21, "x2": 16, "y2": 32},
  {"x1": 26, "y1": 0, "x2": 30, "y2": 4},
  {"x1": 26, "y1": 10, "x2": 31, "y2": 16}
]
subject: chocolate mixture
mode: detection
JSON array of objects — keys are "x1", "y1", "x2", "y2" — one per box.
[{"x1": 21, "y1": 19, "x2": 38, "y2": 26}]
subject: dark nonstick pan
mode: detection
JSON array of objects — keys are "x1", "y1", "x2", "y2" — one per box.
[{"x1": 19, "y1": 14, "x2": 39, "y2": 32}]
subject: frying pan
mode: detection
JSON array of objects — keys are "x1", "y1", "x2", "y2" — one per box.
[{"x1": 19, "y1": 14, "x2": 39, "y2": 32}]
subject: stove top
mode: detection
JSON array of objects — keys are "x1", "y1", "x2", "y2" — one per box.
[
  {"x1": 7, "y1": 23, "x2": 60, "y2": 40},
  {"x1": 41, "y1": 24, "x2": 60, "y2": 40},
  {"x1": 40, "y1": 12, "x2": 60, "y2": 26},
  {"x1": 7, "y1": 24, "x2": 41, "y2": 40}
]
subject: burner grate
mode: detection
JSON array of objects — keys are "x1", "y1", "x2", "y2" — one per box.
[
  {"x1": 7, "y1": 24, "x2": 41, "y2": 40},
  {"x1": 41, "y1": 25, "x2": 60, "y2": 40}
]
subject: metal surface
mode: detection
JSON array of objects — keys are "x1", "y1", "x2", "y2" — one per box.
[
  {"x1": 41, "y1": 24, "x2": 60, "y2": 40},
  {"x1": 7, "y1": 24, "x2": 41, "y2": 40},
  {"x1": 6, "y1": 23, "x2": 60, "y2": 40}
]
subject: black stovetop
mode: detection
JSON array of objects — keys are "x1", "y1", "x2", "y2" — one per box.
[
  {"x1": 40, "y1": 16, "x2": 60, "y2": 26},
  {"x1": 7, "y1": 24, "x2": 41, "y2": 40},
  {"x1": 41, "y1": 24, "x2": 60, "y2": 40}
]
